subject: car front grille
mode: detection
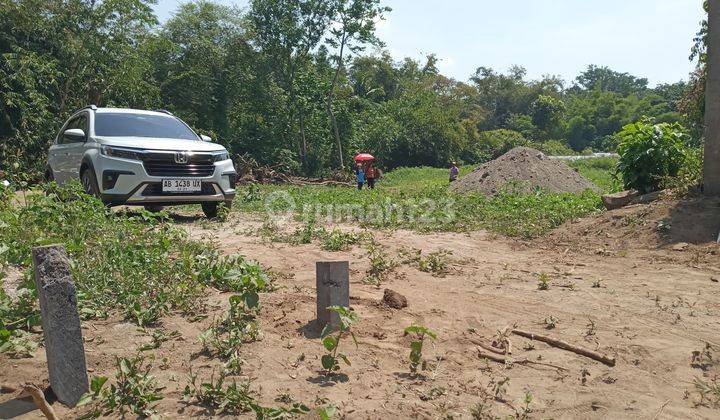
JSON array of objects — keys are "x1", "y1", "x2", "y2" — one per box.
[
  {"x1": 142, "y1": 152, "x2": 215, "y2": 177},
  {"x1": 141, "y1": 182, "x2": 217, "y2": 196}
]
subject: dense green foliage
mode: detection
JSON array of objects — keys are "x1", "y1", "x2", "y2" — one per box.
[
  {"x1": 0, "y1": 182, "x2": 271, "y2": 353},
  {"x1": 0, "y1": 0, "x2": 700, "y2": 179},
  {"x1": 616, "y1": 119, "x2": 691, "y2": 193}
]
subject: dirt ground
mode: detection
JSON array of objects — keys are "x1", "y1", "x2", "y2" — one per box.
[{"x1": 3, "y1": 196, "x2": 720, "y2": 419}]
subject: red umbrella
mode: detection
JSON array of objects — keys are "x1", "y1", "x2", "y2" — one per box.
[{"x1": 354, "y1": 153, "x2": 375, "y2": 162}]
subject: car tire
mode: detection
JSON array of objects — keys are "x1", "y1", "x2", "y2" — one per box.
[
  {"x1": 144, "y1": 205, "x2": 165, "y2": 213},
  {"x1": 81, "y1": 168, "x2": 100, "y2": 198},
  {"x1": 201, "y1": 202, "x2": 219, "y2": 218},
  {"x1": 200, "y1": 202, "x2": 232, "y2": 219}
]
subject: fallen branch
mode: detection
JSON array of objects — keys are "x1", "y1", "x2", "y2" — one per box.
[
  {"x1": 470, "y1": 338, "x2": 506, "y2": 355},
  {"x1": 477, "y1": 350, "x2": 568, "y2": 371},
  {"x1": 511, "y1": 329, "x2": 616, "y2": 367}
]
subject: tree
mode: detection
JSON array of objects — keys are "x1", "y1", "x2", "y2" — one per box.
[
  {"x1": 531, "y1": 95, "x2": 565, "y2": 138},
  {"x1": 249, "y1": 0, "x2": 334, "y2": 167},
  {"x1": 573, "y1": 65, "x2": 648, "y2": 96},
  {"x1": 325, "y1": 0, "x2": 390, "y2": 168}
]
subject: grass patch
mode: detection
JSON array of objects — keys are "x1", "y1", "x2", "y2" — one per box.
[
  {"x1": 236, "y1": 164, "x2": 605, "y2": 238},
  {"x1": 567, "y1": 157, "x2": 621, "y2": 193},
  {"x1": 0, "y1": 182, "x2": 271, "y2": 355}
]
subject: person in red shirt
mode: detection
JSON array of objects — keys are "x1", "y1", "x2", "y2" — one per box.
[{"x1": 365, "y1": 162, "x2": 378, "y2": 189}]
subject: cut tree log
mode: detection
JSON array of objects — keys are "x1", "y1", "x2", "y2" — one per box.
[{"x1": 511, "y1": 329, "x2": 616, "y2": 367}]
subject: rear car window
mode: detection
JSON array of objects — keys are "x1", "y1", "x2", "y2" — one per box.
[{"x1": 94, "y1": 113, "x2": 199, "y2": 140}]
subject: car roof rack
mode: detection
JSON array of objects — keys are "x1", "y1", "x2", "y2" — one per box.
[
  {"x1": 153, "y1": 109, "x2": 174, "y2": 116},
  {"x1": 73, "y1": 105, "x2": 97, "y2": 113}
]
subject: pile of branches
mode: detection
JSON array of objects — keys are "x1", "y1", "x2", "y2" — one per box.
[{"x1": 234, "y1": 154, "x2": 352, "y2": 186}]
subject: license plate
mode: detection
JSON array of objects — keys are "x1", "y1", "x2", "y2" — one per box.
[{"x1": 162, "y1": 179, "x2": 202, "y2": 193}]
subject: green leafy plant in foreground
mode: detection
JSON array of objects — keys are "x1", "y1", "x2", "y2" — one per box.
[
  {"x1": 199, "y1": 294, "x2": 262, "y2": 374},
  {"x1": 320, "y1": 306, "x2": 358, "y2": 375},
  {"x1": 404, "y1": 324, "x2": 437, "y2": 375},
  {"x1": 183, "y1": 368, "x2": 311, "y2": 417},
  {"x1": 79, "y1": 355, "x2": 163, "y2": 418}
]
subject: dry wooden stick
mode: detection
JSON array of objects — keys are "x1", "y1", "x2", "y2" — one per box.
[
  {"x1": 477, "y1": 350, "x2": 568, "y2": 371},
  {"x1": 512, "y1": 329, "x2": 616, "y2": 367},
  {"x1": 469, "y1": 338, "x2": 506, "y2": 355}
]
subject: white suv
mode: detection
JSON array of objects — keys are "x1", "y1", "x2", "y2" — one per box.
[{"x1": 46, "y1": 106, "x2": 236, "y2": 217}]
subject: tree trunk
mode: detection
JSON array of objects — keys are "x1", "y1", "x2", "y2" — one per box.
[
  {"x1": 326, "y1": 34, "x2": 346, "y2": 169},
  {"x1": 704, "y1": 0, "x2": 720, "y2": 195},
  {"x1": 300, "y1": 110, "x2": 308, "y2": 169}
]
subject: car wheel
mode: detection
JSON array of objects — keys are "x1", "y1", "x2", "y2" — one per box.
[
  {"x1": 201, "y1": 202, "x2": 219, "y2": 218},
  {"x1": 81, "y1": 168, "x2": 99, "y2": 197},
  {"x1": 144, "y1": 205, "x2": 165, "y2": 213}
]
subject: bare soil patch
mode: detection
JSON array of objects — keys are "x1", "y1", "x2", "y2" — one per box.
[
  {"x1": 3, "y1": 202, "x2": 720, "y2": 419},
  {"x1": 450, "y1": 147, "x2": 600, "y2": 195}
]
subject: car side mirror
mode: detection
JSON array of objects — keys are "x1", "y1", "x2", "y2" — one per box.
[
  {"x1": 64, "y1": 128, "x2": 85, "y2": 142},
  {"x1": 200, "y1": 134, "x2": 212, "y2": 142}
]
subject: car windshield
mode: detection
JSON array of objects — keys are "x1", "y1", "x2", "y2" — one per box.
[{"x1": 94, "y1": 113, "x2": 199, "y2": 140}]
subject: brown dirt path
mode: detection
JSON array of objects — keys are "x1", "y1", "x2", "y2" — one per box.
[{"x1": 3, "y1": 209, "x2": 720, "y2": 419}]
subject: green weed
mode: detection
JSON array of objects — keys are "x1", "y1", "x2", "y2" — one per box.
[
  {"x1": 183, "y1": 368, "x2": 311, "y2": 417},
  {"x1": 199, "y1": 294, "x2": 261, "y2": 374},
  {"x1": 400, "y1": 248, "x2": 453, "y2": 277},
  {"x1": 364, "y1": 240, "x2": 398, "y2": 286},
  {"x1": 79, "y1": 355, "x2": 163, "y2": 418},
  {"x1": 320, "y1": 306, "x2": 358, "y2": 375},
  {"x1": 320, "y1": 229, "x2": 361, "y2": 251},
  {"x1": 404, "y1": 324, "x2": 437, "y2": 375},
  {"x1": 537, "y1": 273, "x2": 551, "y2": 290}
]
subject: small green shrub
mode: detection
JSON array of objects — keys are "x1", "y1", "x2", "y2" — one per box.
[
  {"x1": 404, "y1": 324, "x2": 437, "y2": 375},
  {"x1": 537, "y1": 273, "x2": 551, "y2": 290},
  {"x1": 320, "y1": 229, "x2": 361, "y2": 251},
  {"x1": 400, "y1": 248, "x2": 453, "y2": 277},
  {"x1": 616, "y1": 119, "x2": 690, "y2": 193},
  {"x1": 364, "y1": 241, "x2": 397, "y2": 286},
  {"x1": 199, "y1": 294, "x2": 261, "y2": 374},
  {"x1": 183, "y1": 368, "x2": 311, "y2": 416},
  {"x1": 79, "y1": 355, "x2": 163, "y2": 418},
  {"x1": 320, "y1": 306, "x2": 358, "y2": 375}
]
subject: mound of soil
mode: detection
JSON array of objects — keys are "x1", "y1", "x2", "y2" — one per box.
[
  {"x1": 450, "y1": 147, "x2": 599, "y2": 195},
  {"x1": 544, "y1": 193, "x2": 720, "y2": 254}
]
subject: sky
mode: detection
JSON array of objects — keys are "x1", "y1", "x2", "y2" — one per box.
[{"x1": 153, "y1": 0, "x2": 706, "y2": 87}]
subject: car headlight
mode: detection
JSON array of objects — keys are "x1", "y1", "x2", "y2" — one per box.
[
  {"x1": 213, "y1": 151, "x2": 230, "y2": 162},
  {"x1": 101, "y1": 146, "x2": 144, "y2": 161}
]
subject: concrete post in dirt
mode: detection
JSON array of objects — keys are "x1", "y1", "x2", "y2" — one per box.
[
  {"x1": 704, "y1": 0, "x2": 720, "y2": 195},
  {"x1": 316, "y1": 261, "x2": 350, "y2": 329},
  {"x1": 32, "y1": 245, "x2": 89, "y2": 407}
]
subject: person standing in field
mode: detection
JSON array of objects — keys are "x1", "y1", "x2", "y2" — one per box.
[
  {"x1": 449, "y1": 161, "x2": 459, "y2": 182},
  {"x1": 356, "y1": 163, "x2": 365, "y2": 190},
  {"x1": 365, "y1": 162, "x2": 377, "y2": 189}
]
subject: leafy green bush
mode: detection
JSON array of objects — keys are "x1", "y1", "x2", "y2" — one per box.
[{"x1": 616, "y1": 119, "x2": 690, "y2": 193}]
